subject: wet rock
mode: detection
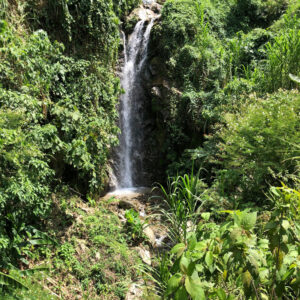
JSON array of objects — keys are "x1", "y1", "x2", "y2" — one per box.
[
  {"x1": 135, "y1": 246, "x2": 151, "y2": 265},
  {"x1": 151, "y1": 86, "x2": 162, "y2": 98},
  {"x1": 150, "y1": 3, "x2": 162, "y2": 13},
  {"x1": 128, "y1": 6, "x2": 156, "y2": 23}
]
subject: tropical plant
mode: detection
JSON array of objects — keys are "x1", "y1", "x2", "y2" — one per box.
[
  {"x1": 155, "y1": 171, "x2": 208, "y2": 244},
  {"x1": 260, "y1": 14, "x2": 300, "y2": 92},
  {"x1": 125, "y1": 209, "x2": 146, "y2": 243},
  {"x1": 164, "y1": 208, "x2": 298, "y2": 298}
]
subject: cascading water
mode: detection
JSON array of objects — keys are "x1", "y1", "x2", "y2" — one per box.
[{"x1": 114, "y1": 15, "x2": 155, "y2": 190}]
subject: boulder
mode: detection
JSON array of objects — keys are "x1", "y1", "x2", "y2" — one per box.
[{"x1": 150, "y1": 3, "x2": 162, "y2": 13}]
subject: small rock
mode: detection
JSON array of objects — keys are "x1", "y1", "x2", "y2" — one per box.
[
  {"x1": 143, "y1": 226, "x2": 156, "y2": 246},
  {"x1": 76, "y1": 239, "x2": 88, "y2": 255},
  {"x1": 118, "y1": 212, "x2": 127, "y2": 223},
  {"x1": 139, "y1": 209, "x2": 146, "y2": 217},
  {"x1": 151, "y1": 86, "x2": 162, "y2": 98},
  {"x1": 95, "y1": 252, "x2": 101, "y2": 260},
  {"x1": 135, "y1": 246, "x2": 151, "y2": 265},
  {"x1": 126, "y1": 280, "x2": 144, "y2": 300}
]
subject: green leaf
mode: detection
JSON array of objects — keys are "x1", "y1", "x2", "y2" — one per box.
[
  {"x1": 282, "y1": 220, "x2": 290, "y2": 230},
  {"x1": 282, "y1": 268, "x2": 295, "y2": 281},
  {"x1": 205, "y1": 251, "x2": 213, "y2": 267},
  {"x1": 194, "y1": 241, "x2": 207, "y2": 252},
  {"x1": 0, "y1": 272, "x2": 28, "y2": 291},
  {"x1": 185, "y1": 276, "x2": 205, "y2": 300},
  {"x1": 239, "y1": 211, "x2": 257, "y2": 231},
  {"x1": 289, "y1": 73, "x2": 300, "y2": 84},
  {"x1": 216, "y1": 288, "x2": 226, "y2": 300},
  {"x1": 180, "y1": 256, "x2": 191, "y2": 274},
  {"x1": 175, "y1": 286, "x2": 189, "y2": 300},
  {"x1": 167, "y1": 273, "x2": 183, "y2": 294},
  {"x1": 265, "y1": 221, "x2": 277, "y2": 230},
  {"x1": 258, "y1": 239, "x2": 269, "y2": 249},
  {"x1": 242, "y1": 270, "x2": 252, "y2": 289},
  {"x1": 171, "y1": 243, "x2": 186, "y2": 258},
  {"x1": 187, "y1": 261, "x2": 196, "y2": 277},
  {"x1": 29, "y1": 238, "x2": 54, "y2": 245},
  {"x1": 188, "y1": 233, "x2": 197, "y2": 251},
  {"x1": 259, "y1": 268, "x2": 269, "y2": 282},
  {"x1": 201, "y1": 212, "x2": 210, "y2": 221}
]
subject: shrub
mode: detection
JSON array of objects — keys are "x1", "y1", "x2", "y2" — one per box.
[
  {"x1": 0, "y1": 111, "x2": 53, "y2": 268},
  {"x1": 259, "y1": 14, "x2": 300, "y2": 92},
  {"x1": 217, "y1": 90, "x2": 300, "y2": 202}
]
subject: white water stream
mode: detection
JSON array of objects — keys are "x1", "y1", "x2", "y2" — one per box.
[{"x1": 115, "y1": 16, "x2": 155, "y2": 190}]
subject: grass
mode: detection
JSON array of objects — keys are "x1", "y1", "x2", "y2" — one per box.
[{"x1": 8, "y1": 192, "x2": 141, "y2": 300}]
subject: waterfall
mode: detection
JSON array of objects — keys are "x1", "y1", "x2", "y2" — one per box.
[{"x1": 115, "y1": 18, "x2": 155, "y2": 190}]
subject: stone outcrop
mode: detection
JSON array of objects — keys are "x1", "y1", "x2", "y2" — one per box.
[{"x1": 125, "y1": 2, "x2": 162, "y2": 34}]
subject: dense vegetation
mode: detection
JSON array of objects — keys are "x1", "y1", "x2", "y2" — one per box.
[
  {"x1": 0, "y1": 0, "x2": 141, "y2": 297},
  {"x1": 0, "y1": 0, "x2": 299, "y2": 299},
  {"x1": 146, "y1": 0, "x2": 300, "y2": 299},
  {"x1": 150, "y1": 0, "x2": 300, "y2": 200}
]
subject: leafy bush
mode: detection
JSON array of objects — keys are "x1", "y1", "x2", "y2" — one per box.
[
  {"x1": 0, "y1": 111, "x2": 53, "y2": 267},
  {"x1": 0, "y1": 0, "x2": 122, "y2": 272},
  {"x1": 152, "y1": 185, "x2": 299, "y2": 299},
  {"x1": 156, "y1": 172, "x2": 208, "y2": 243},
  {"x1": 113, "y1": 0, "x2": 141, "y2": 19},
  {"x1": 226, "y1": 0, "x2": 288, "y2": 34},
  {"x1": 216, "y1": 90, "x2": 300, "y2": 202},
  {"x1": 0, "y1": 20, "x2": 120, "y2": 196},
  {"x1": 259, "y1": 14, "x2": 300, "y2": 92},
  {"x1": 25, "y1": 0, "x2": 120, "y2": 61},
  {"x1": 125, "y1": 209, "x2": 145, "y2": 243}
]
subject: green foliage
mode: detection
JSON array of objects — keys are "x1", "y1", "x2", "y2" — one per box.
[
  {"x1": 155, "y1": 171, "x2": 208, "y2": 243},
  {"x1": 0, "y1": 111, "x2": 54, "y2": 267},
  {"x1": 217, "y1": 90, "x2": 300, "y2": 202},
  {"x1": 113, "y1": 0, "x2": 141, "y2": 19},
  {"x1": 151, "y1": 0, "x2": 299, "y2": 183},
  {"x1": 225, "y1": 0, "x2": 288, "y2": 34},
  {"x1": 153, "y1": 185, "x2": 299, "y2": 299},
  {"x1": 0, "y1": 271, "x2": 29, "y2": 294},
  {"x1": 125, "y1": 209, "x2": 145, "y2": 243},
  {"x1": 0, "y1": 0, "x2": 122, "y2": 278},
  {"x1": 25, "y1": 0, "x2": 120, "y2": 62},
  {"x1": 0, "y1": 21, "x2": 121, "y2": 196},
  {"x1": 0, "y1": 267, "x2": 52, "y2": 299},
  {"x1": 258, "y1": 14, "x2": 300, "y2": 92}
]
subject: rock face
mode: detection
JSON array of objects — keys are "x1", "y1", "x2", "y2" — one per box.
[
  {"x1": 125, "y1": 2, "x2": 162, "y2": 34},
  {"x1": 127, "y1": 4, "x2": 160, "y2": 25}
]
